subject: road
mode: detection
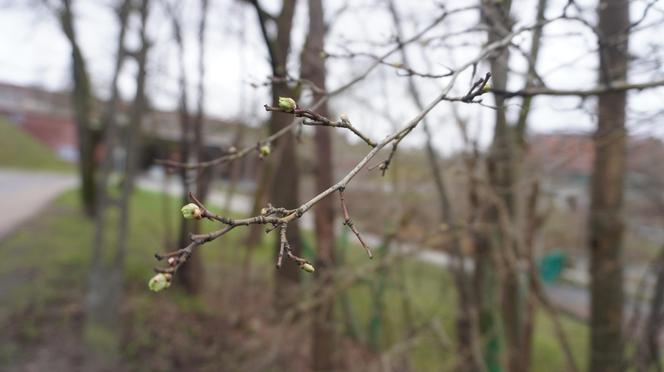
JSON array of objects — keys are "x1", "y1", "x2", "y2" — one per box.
[{"x1": 0, "y1": 169, "x2": 77, "y2": 240}]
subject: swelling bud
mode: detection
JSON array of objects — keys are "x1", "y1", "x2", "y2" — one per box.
[
  {"x1": 278, "y1": 97, "x2": 297, "y2": 111},
  {"x1": 259, "y1": 144, "x2": 271, "y2": 158},
  {"x1": 148, "y1": 273, "x2": 171, "y2": 292},
  {"x1": 181, "y1": 203, "x2": 203, "y2": 220},
  {"x1": 300, "y1": 262, "x2": 315, "y2": 273}
]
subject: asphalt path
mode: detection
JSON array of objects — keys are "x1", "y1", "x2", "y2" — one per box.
[{"x1": 0, "y1": 169, "x2": 77, "y2": 240}]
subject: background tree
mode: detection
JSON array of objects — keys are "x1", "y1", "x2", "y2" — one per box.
[
  {"x1": 589, "y1": 0, "x2": 630, "y2": 370},
  {"x1": 54, "y1": 0, "x2": 98, "y2": 216},
  {"x1": 248, "y1": 0, "x2": 303, "y2": 310},
  {"x1": 300, "y1": 0, "x2": 337, "y2": 369},
  {"x1": 4, "y1": 0, "x2": 664, "y2": 370},
  {"x1": 480, "y1": 1, "x2": 518, "y2": 370},
  {"x1": 386, "y1": 1, "x2": 481, "y2": 370},
  {"x1": 166, "y1": 0, "x2": 205, "y2": 293},
  {"x1": 84, "y1": 0, "x2": 150, "y2": 368}
]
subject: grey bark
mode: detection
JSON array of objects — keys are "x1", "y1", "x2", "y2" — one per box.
[
  {"x1": 57, "y1": 0, "x2": 98, "y2": 216},
  {"x1": 300, "y1": 0, "x2": 337, "y2": 369},
  {"x1": 588, "y1": 0, "x2": 630, "y2": 370},
  {"x1": 249, "y1": 0, "x2": 302, "y2": 311},
  {"x1": 167, "y1": 2, "x2": 204, "y2": 293},
  {"x1": 84, "y1": 0, "x2": 150, "y2": 369}
]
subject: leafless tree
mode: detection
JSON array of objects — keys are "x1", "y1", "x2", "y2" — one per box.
[
  {"x1": 84, "y1": 0, "x2": 151, "y2": 368},
  {"x1": 248, "y1": 0, "x2": 304, "y2": 310},
  {"x1": 148, "y1": 1, "x2": 664, "y2": 370},
  {"x1": 52, "y1": 0, "x2": 98, "y2": 216},
  {"x1": 588, "y1": 0, "x2": 630, "y2": 370},
  {"x1": 164, "y1": 0, "x2": 205, "y2": 293},
  {"x1": 299, "y1": 0, "x2": 338, "y2": 369}
]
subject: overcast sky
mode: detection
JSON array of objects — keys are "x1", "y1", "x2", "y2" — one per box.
[{"x1": 0, "y1": 0, "x2": 663, "y2": 153}]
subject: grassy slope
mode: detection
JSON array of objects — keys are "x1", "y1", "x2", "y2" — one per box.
[
  {"x1": 0, "y1": 189, "x2": 588, "y2": 371},
  {"x1": 0, "y1": 118, "x2": 72, "y2": 171}
]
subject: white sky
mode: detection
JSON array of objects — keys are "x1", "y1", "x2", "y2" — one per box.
[{"x1": 0, "y1": 0, "x2": 663, "y2": 154}]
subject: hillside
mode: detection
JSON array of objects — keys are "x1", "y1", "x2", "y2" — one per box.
[{"x1": 0, "y1": 117, "x2": 72, "y2": 171}]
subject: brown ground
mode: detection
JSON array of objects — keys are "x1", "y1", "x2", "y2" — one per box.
[{"x1": 0, "y1": 261, "x2": 378, "y2": 372}]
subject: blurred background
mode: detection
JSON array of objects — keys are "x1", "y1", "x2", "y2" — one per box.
[{"x1": 0, "y1": 0, "x2": 663, "y2": 371}]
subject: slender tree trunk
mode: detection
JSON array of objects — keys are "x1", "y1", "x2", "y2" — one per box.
[
  {"x1": 193, "y1": 0, "x2": 211, "y2": 203},
  {"x1": 168, "y1": 4, "x2": 204, "y2": 293},
  {"x1": 179, "y1": 0, "x2": 210, "y2": 294},
  {"x1": 58, "y1": 0, "x2": 97, "y2": 217},
  {"x1": 84, "y1": 1, "x2": 149, "y2": 369},
  {"x1": 635, "y1": 248, "x2": 664, "y2": 372},
  {"x1": 589, "y1": 0, "x2": 629, "y2": 370},
  {"x1": 84, "y1": 1, "x2": 131, "y2": 368},
  {"x1": 112, "y1": 1, "x2": 150, "y2": 338},
  {"x1": 270, "y1": 82, "x2": 302, "y2": 308},
  {"x1": 517, "y1": 0, "x2": 548, "y2": 367},
  {"x1": 249, "y1": 0, "x2": 302, "y2": 311},
  {"x1": 481, "y1": 1, "x2": 519, "y2": 370},
  {"x1": 386, "y1": 1, "x2": 479, "y2": 369},
  {"x1": 117, "y1": 0, "x2": 150, "y2": 296},
  {"x1": 300, "y1": 0, "x2": 336, "y2": 369}
]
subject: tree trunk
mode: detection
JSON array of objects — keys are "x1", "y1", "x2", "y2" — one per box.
[
  {"x1": 84, "y1": 1, "x2": 149, "y2": 369},
  {"x1": 193, "y1": 0, "x2": 211, "y2": 204},
  {"x1": 83, "y1": 1, "x2": 131, "y2": 368},
  {"x1": 168, "y1": 3, "x2": 204, "y2": 294},
  {"x1": 180, "y1": 0, "x2": 210, "y2": 294},
  {"x1": 270, "y1": 83, "x2": 303, "y2": 309},
  {"x1": 589, "y1": 0, "x2": 629, "y2": 370},
  {"x1": 635, "y1": 248, "x2": 664, "y2": 372},
  {"x1": 249, "y1": 0, "x2": 302, "y2": 310},
  {"x1": 300, "y1": 0, "x2": 336, "y2": 369},
  {"x1": 481, "y1": 1, "x2": 519, "y2": 370},
  {"x1": 58, "y1": 0, "x2": 97, "y2": 217},
  {"x1": 516, "y1": 0, "x2": 548, "y2": 367},
  {"x1": 386, "y1": 1, "x2": 479, "y2": 369}
]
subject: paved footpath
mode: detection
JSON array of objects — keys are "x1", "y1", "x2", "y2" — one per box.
[{"x1": 0, "y1": 169, "x2": 77, "y2": 240}]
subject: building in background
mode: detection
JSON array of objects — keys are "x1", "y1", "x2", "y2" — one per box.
[{"x1": 0, "y1": 81, "x2": 262, "y2": 184}]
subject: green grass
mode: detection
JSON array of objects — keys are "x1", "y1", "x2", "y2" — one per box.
[
  {"x1": 212, "y1": 218, "x2": 589, "y2": 371},
  {"x1": 0, "y1": 117, "x2": 72, "y2": 171},
  {"x1": 332, "y1": 245, "x2": 588, "y2": 371},
  {"x1": 0, "y1": 188, "x2": 588, "y2": 371}
]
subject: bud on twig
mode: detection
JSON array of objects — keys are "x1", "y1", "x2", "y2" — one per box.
[
  {"x1": 148, "y1": 273, "x2": 172, "y2": 292},
  {"x1": 259, "y1": 144, "x2": 271, "y2": 158},
  {"x1": 278, "y1": 96, "x2": 297, "y2": 111},
  {"x1": 300, "y1": 262, "x2": 315, "y2": 273},
  {"x1": 181, "y1": 203, "x2": 203, "y2": 220}
]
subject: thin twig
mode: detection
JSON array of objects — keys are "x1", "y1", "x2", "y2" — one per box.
[
  {"x1": 264, "y1": 105, "x2": 376, "y2": 147},
  {"x1": 338, "y1": 188, "x2": 373, "y2": 258}
]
